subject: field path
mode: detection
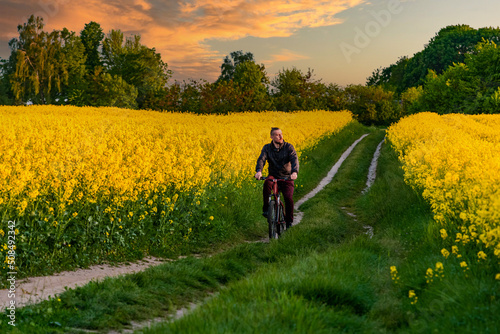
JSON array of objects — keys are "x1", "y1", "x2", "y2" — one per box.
[{"x1": 0, "y1": 134, "x2": 374, "y2": 311}]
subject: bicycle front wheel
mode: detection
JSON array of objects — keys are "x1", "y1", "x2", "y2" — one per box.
[
  {"x1": 268, "y1": 200, "x2": 278, "y2": 239},
  {"x1": 278, "y1": 201, "x2": 286, "y2": 234}
]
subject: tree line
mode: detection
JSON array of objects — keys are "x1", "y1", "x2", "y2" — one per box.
[
  {"x1": 1, "y1": 17, "x2": 499, "y2": 124},
  {"x1": 368, "y1": 24, "x2": 500, "y2": 116}
]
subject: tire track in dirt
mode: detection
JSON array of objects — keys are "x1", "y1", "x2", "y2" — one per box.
[
  {"x1": 341, "y1": 137, "x2": 385, "y2": 238},
  {"x1": 293, "y1": 134, "x2": 369, "y2": 225}
]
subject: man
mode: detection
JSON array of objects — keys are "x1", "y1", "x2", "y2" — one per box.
[{"x1": 255, "y1": 127, "x2": 299, "y2": 228}]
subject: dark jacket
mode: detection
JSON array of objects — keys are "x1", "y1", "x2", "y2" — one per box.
[{"x1": 256, "y1": 141, "x2": 299, "y2": 179}]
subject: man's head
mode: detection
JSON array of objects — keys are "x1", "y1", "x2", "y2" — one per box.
[{"x1": 270, "y1": 127, "x2": 283, "y2": 145}]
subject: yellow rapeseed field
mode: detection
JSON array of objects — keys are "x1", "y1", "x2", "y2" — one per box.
[
  {"x1": 0, "y1": 106, "x2": 352, "y2": 215},
  {"x1": 388, "y1": 112, "x2": 500, "y2": 277},
  {"x1": 0, "y1": 105, "x2": 353, "y2": 273}
]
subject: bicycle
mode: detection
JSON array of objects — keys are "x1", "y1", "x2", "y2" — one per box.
[{"x1": 260, "y1": 176, "x2": 289, "y2": 239}]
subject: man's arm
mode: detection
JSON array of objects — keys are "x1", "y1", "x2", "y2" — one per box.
[
  {"x1": 289, "y1": 143, "x2": 299, "y2": 180},
  {"x1": 255, "y1": 145, "x2": 268, "y2": 179}
]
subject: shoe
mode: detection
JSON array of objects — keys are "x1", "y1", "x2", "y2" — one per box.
[
  {"x1": 262, "y1": 211, "x2": 268, "y2": 218},
  {"x1": 286, "y1": 222, "x2": 292, "y2": 229}
]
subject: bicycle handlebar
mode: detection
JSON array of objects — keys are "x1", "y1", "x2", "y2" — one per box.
[{"x1": 259, "y1": 176, "x2": 290, "y2": 181}]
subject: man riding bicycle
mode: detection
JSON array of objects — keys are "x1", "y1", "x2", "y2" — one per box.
[{"x1": 254, "y1": 127, "x2": 299, "y2": 228}]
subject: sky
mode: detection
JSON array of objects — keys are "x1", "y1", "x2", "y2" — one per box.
[{"x1": 1, "y1": 0, "x2": 499, "y2": 86}]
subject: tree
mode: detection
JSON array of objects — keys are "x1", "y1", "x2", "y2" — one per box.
[
  {"x1": 400, "y1": 86, "x2": 423, "y2": 115},
  {"x1": 82, "y1": 67, "x2": 138, "y2": 109},
  {"x1": 0, "y1": 59, "x2": 14, "y2": 104},
  {"x1": 367, "y1": 25, "x2": 500, "y2": 93},
  {"x1": 419, "y1": 40, "x2": 500, "y2": 114},
  {"x1": 344, "y1": 85, "x2": 401, "y2": 125},
  {"x1": 212, "y1": 51, "x2": 271, "y2": 112},
  {"x1": 218, "y1": 50, "x2": 255, "y2": 82},
  {"x1": 232, "y1": 61, "x2": 272, "y2": 111},
  {"x1": 102, "y1": 30, "x2": 171, "y2": 108},
  {"x1": 272, "y1": 67, "x2": 329, "y2": 111},
  {"x1": 8, "y1": 15, "x2": 67, "y2": 104},
  {"x1": 54, "y1": 28, "x2": 87, "y2": 104},
  {"x1": 367, "y1": 57, "x2": 409, "y2": 94},
  {"x1": 80, "y1": 21, "x2": 104, "y2": 71}
]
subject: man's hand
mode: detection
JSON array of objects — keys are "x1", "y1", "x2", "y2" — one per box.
[
  {"x1": 255, "y1": 171, "x2": 262, "y2": 180},
  {"x1": 291, "y1": 172, "x2": 298, "y2": 180}
]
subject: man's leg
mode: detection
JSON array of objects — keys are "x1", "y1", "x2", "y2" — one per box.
[
  {"x1": 280, "y1": 180, "x2": 294, "y2": 226},
  {"x1": 262, "y1": 176, "x2": 275, "y2": 216}
]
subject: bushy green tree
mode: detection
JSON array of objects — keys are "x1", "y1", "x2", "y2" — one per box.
[
  {"x1": 80, "y1": 21, "x2": 104, "y2": 72},
  {"x1": 55, "y1": 28, "x2": 87, "y2": 104},
  {"x1": 272, "y1": 67, "x2": 333, "y2": 111},
  {"x1": 102, "y1": 30, "x2": 171, "y2": 108},
  {"x1": 218, "y1": 50, "x2": 255, "y2": 82},
  {"x1": 368, "y1": 25, "x2": 500, "y2": 93},
  {"x1": 232, "y1": 61, "x2": 272, "y2": 111},
  {"x1": 419, "y1": 40, "x2": 500, "y2": 114},
  {"x1": 344, "y1": 85, "x2": 401, "y2": 125},
  {"x1": 82, "y1": 67, "x2": 138, "y2": 108},
  {"x1": 400, "y1": 86, "x2": 424, "y2": 115}
]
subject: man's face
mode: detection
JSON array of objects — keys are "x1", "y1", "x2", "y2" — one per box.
[{"x1": 271, "y1": 129, "x2": 283, "y2": 145}]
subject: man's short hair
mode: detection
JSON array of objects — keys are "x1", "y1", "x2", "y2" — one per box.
[{"x1": 270, "y1": 127, "x2": 281, "y2": 136}]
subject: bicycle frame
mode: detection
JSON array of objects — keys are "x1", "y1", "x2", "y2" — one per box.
[{"x1": 260, "y1": 176, "x2": 288, "y2": 239}]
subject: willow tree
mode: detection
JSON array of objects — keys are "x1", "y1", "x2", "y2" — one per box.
[{"x1": 8, "y1": 15, "x2": 68, "y2": 104}]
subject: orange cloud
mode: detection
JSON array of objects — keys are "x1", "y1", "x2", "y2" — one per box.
[
  {"x1": 0, "y1": 0, "x2": 365, "y2": 81},
  {"x1": 264, "y1": 49, "x2": 310, "y2": 65}
]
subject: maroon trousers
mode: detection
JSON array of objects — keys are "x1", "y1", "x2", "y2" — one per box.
[{"x1": 263, "y1": 176, "x2": 294, "y2": 224}]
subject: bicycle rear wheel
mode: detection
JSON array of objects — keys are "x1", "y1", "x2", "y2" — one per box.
[{"x1": 268, "y1": 200, "x2": 278, "y2": 239}]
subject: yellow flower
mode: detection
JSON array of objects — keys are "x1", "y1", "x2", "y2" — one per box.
[
  {"x1": 209, "y1": 216, "x2": 214, "y2": 221},
  {"x1": 409, "y1": 290, "x2": 418, "y2": 304},
  {"x1": 0, "y1": 230, "x2": 4, "y2": 237},
  {"x1": 441, "y1": 248, "x2": 450, "y2": 258},
  {"x1": 388, "y1": 113, "x2": 500, "y2": 270},
  {"x1": 460, "y1": 261, "x2": 468, "y2": 268},
  {"x1": 0, "y1": 106, "x2": 354, "y2": 271},
  {"x1": 495, "y1": 273, "x2": 500, "y2": 280},
  {"x1": 440, "y1": 229, "x2": 448, "y2": 239},
  {"x1": 390, "y1": 266, "x2": 399, "y2": 283},
  {"x1": 425, "y1": 268, "x2": 434, "y2": 283},
  {"x1": 119, "y1": 225, "x2": 123, "y2": 229},
  {"x1": 435, "y1": 262, "x2": 443, "y2": 271}
]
